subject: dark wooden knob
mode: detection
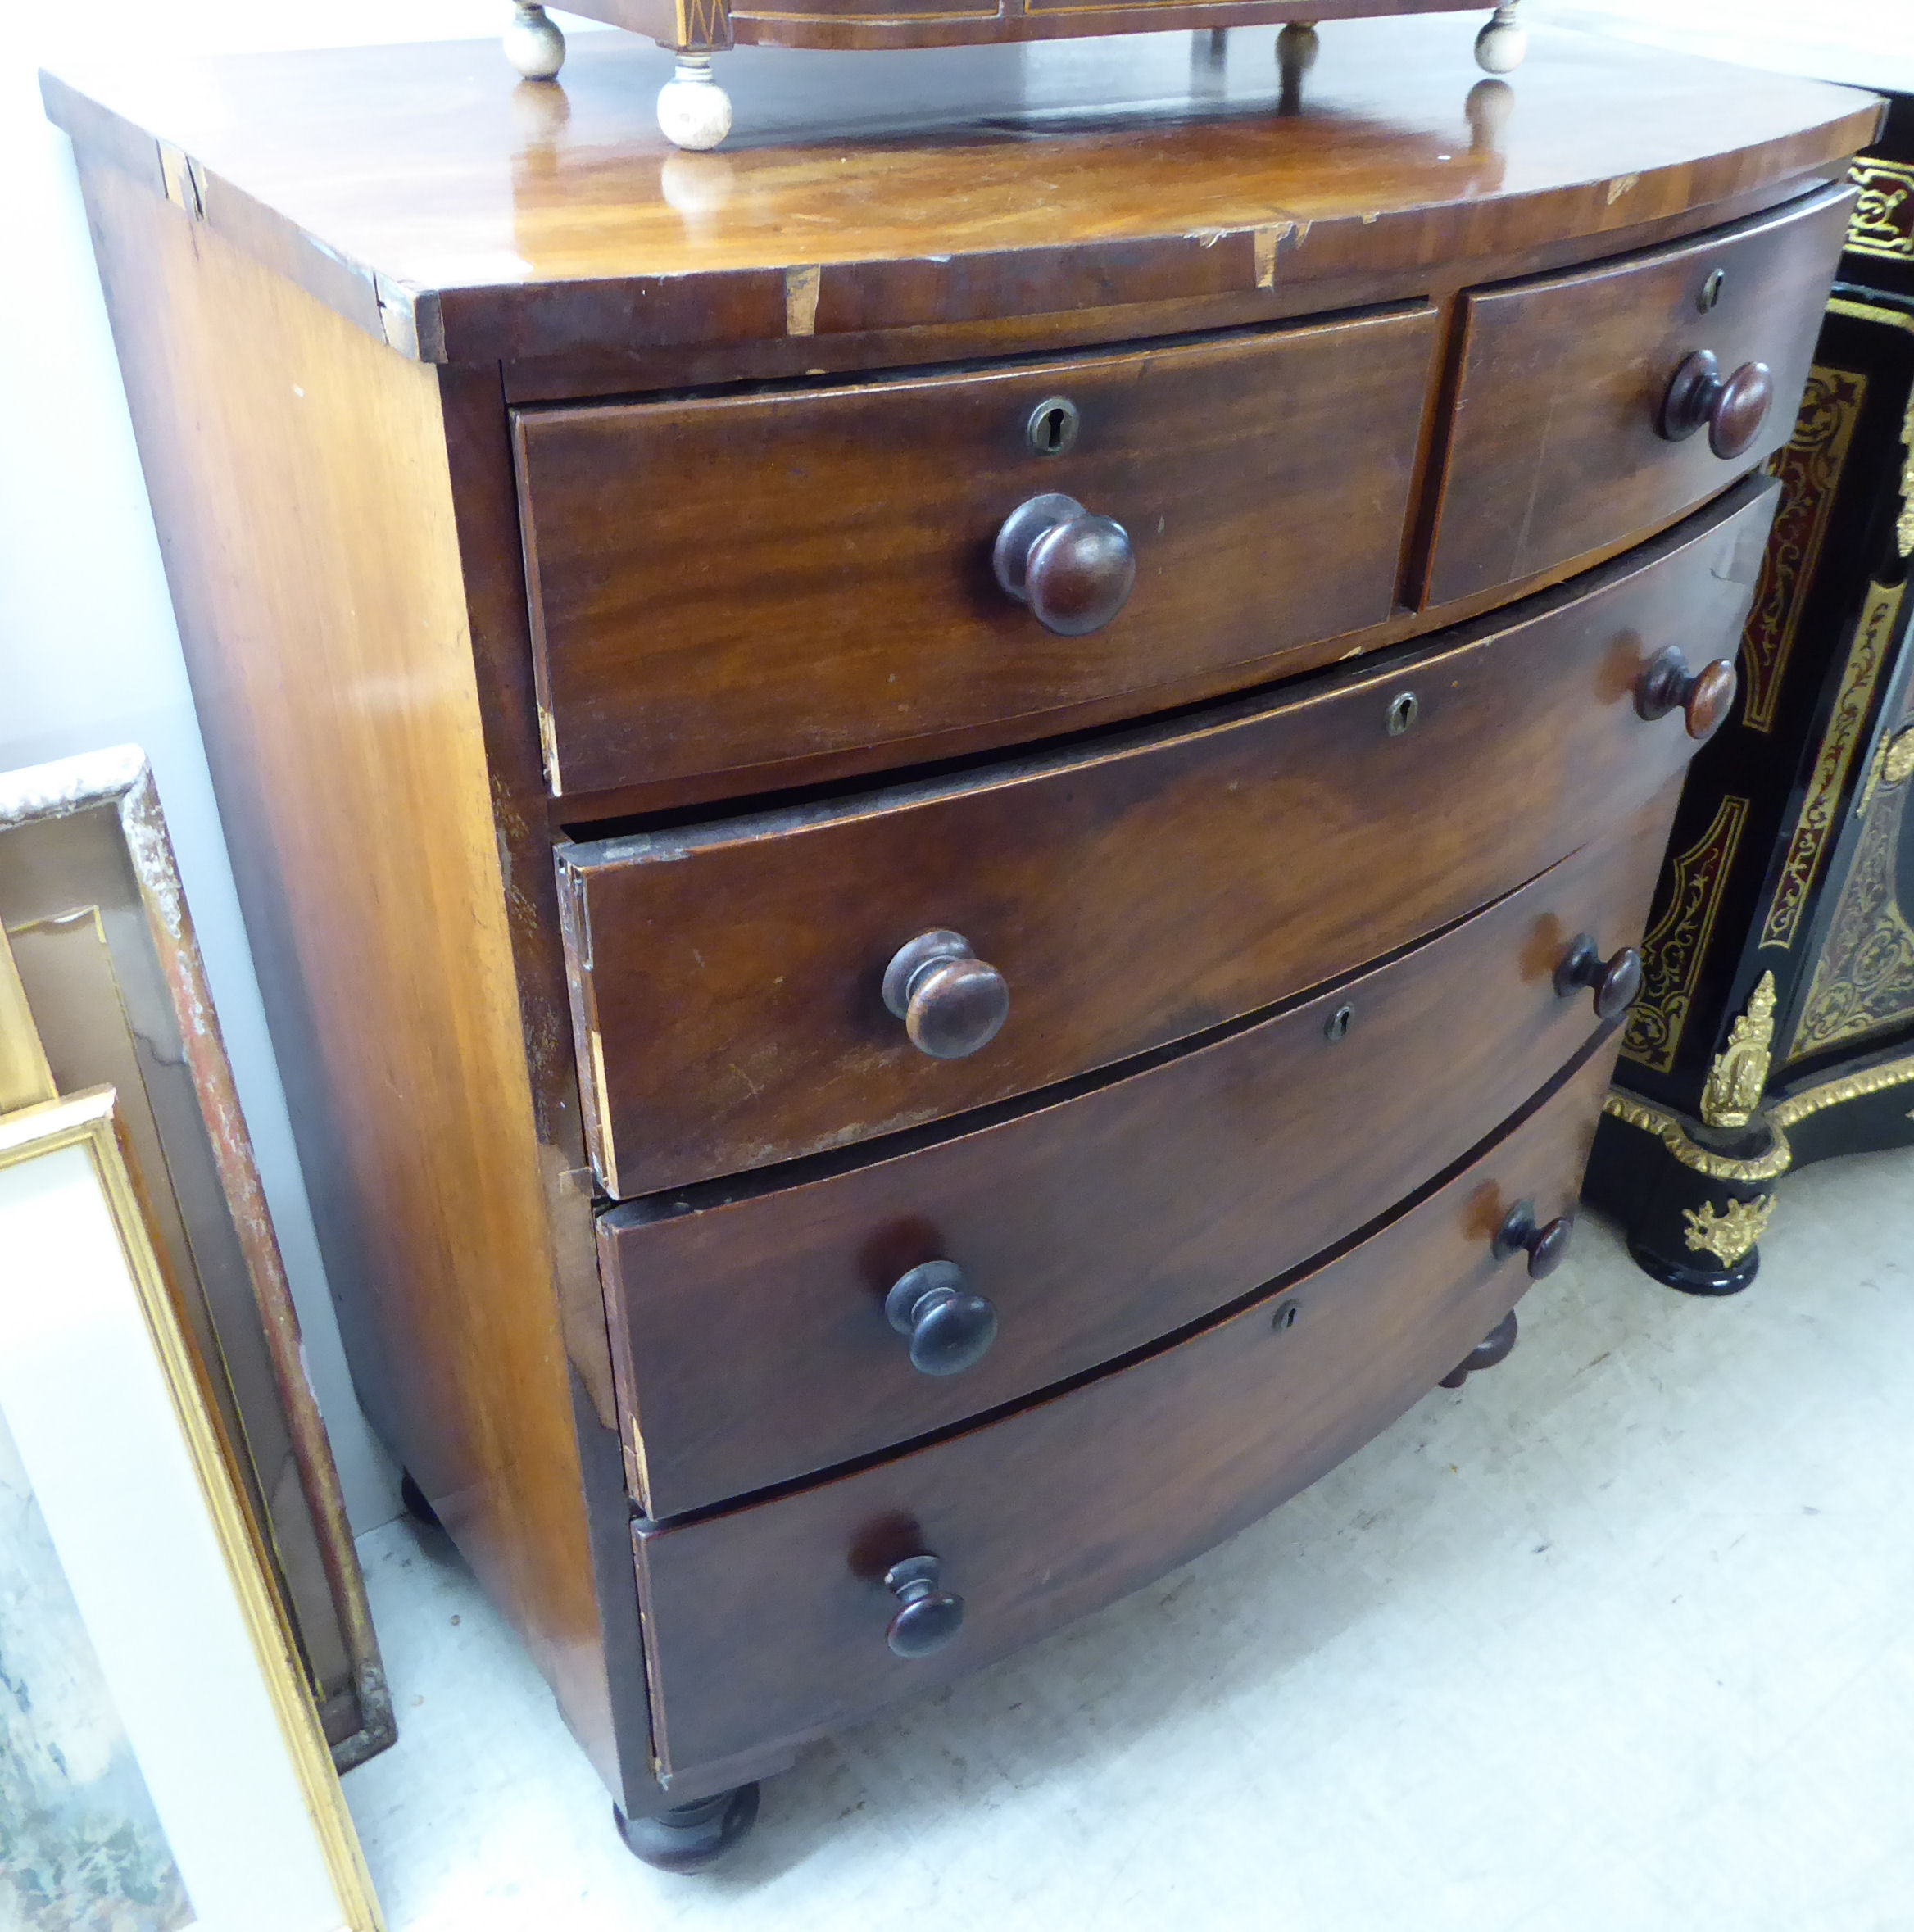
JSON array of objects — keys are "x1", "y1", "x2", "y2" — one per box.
[
  {"x1": 885, "y1": 1553, "x2": 965, "y2": 1658},
  {"x1": 992, "y1": 492, "x2": 1136, "y2": 636},
  {"x1": 885, "y1": 1261, "x2": 998, "y2": 1376},
  {"x1": 882, "y1": 930, "x2": 1009, "y2": 1059},
  {"x1": 1635, "y1": 645, "x2": 1737, "y2": 742},
  {"x1": 1554, "y1": 933, "x2": 1644, "y2": 1021},
  {"x1": 1494, "y1": 1200, "x2": 1573, "y2": 1279},
  {"x1": 1658, "y1": 350, "x2": 1773, "y2": 458}
]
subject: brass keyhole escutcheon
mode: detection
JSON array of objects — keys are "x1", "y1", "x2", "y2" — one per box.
[
  {"x1": 1699, "y1": 267, "x2": 1726, "y2": 312},
  {"x1": 1027, "y1": 396, "x2": 1081, "y2": 457},
  {"x1": 1386, "y1": 691, "x2": 1419, "y2": 737},
  {"x1": 1324, "y1": 1003, "x2": 1354, "y2": 1042}
]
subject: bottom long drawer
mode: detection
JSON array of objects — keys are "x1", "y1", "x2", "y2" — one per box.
[{"x1": 633, "y1": 1042, "x2": 1621, "y2": 1776}]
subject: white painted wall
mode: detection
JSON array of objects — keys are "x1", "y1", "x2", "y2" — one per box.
[
  {"x1": 0, "y1": 2, "x2": 1898, "y2": 1535},
  {"x1": 1, "y1": 3, "x2": 605, "y2": 1532}
]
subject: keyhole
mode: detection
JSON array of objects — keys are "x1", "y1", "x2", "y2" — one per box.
[
  {"x1": 1027, "y1": 396, "x2": 1081, "y2": 457},
  {"x1": 1324, "y1": 1003, "x2": 1354, "y2": 1042},
  {"x1": 1386, "y1": 691, "x2": 1419, "y2": 737}
]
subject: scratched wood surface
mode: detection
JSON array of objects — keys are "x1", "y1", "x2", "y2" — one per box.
[{"x1": 40, "y1": 21, "x2": 1877, "y2": 364}]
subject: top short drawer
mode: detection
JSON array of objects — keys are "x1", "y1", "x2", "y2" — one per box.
[
  {"x1": 513, "y1": 310, "x2": 1436, "y2": 797},
  {"x1": 557, "y1": 481, "x2": 1773, "y2": 1199},
  {"x1": 1422, "y1": 187, "x2": 1851, "y2": 608}
]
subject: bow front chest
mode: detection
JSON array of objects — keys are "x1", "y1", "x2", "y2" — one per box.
[{"x1": 46, "y1": 20, "x2": 1876, "y2": 1866}]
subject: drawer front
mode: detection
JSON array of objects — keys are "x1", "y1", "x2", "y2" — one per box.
[
  {"x1": 560, "y1": 481, "x2": 1773, "y2": 1197},
  {"x1": 1423, "y1": 187, "x2": 1850, "y2": 609},
  {"x1": 515, "y1": 310, "x2": 1436, "y2": 797},
  {"x1": 602, "y1": 787, "x2": 1676, "y2": 1519},
  {"x1": 633, "y1": 1045, "x2": 1617, "y2": 1776}
]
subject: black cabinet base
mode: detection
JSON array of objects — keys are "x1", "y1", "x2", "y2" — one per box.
[
  {"x1": 615, "y1": 1784, "x2": 761, "y2": 1872},
  {"x1": 1626, "y1": 1228, "x2": 1760, "y2": 1296},
  {"x1": 1587, "y1": 1046, "x2": 1914, "y2": 1296}
]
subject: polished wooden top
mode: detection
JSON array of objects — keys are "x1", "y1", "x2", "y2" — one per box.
[{"x1": 43, "y1": 20, "x2": 1879, "y2": 362}]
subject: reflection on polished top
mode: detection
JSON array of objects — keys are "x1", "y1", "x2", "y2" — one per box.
[{"x1": 42, "y1": 19, "x2": 1875, "y2": 361}]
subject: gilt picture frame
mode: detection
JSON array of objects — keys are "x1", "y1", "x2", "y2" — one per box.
[
  {"x1": 0, "y1": 747, "x2": 392, "y2": 1769},
  {"x1": 0, "y1": 1083, "x2": 383, "y2": 1932}
]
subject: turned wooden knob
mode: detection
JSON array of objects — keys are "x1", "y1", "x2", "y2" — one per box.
[
  {"x1": 1494, "y1": 1200, "x2": 1572, "y2": 1279},
  {"x1": 885, "y1": 1261, "x2": 998, "y2": 1376},
  {"x1": 992, "y1": 492, "x2": 1136, "y2": 636},
  {"x1": 882, "y1": 930, "x2": 1009, "y2": 1059},
  {"x1": 885, "y1": 1553, "x2": 965, "y2": 1658},
  {"x1": 1658, "y1": 350, "x2": 1773, "y2": 459},
  {"x1": 1635, "y1": 645, "x2": 1738, "y2": 742},
  {"x1": 1554, "y1": 933, "x2": 1644, "y2": 1022}
]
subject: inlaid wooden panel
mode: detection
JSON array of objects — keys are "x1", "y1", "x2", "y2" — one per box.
[
  {"x1": 515, "y1": 309, "x2": 1436, "y2": 796},
  {"x1": 560, "y1": 481, "x2": 1775, "y2": 1197},
  {"x1": 601, "y1": 787, "x2": 1676, "y2": 1517},
  {"x1": 1423, "y1": 187, "x2": 1852, "y2": 606},
  {"x1": 633, "y1": 1043, "x2": 1619, "y2": 1775}
]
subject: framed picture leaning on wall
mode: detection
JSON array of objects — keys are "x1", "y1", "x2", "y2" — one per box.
[
  {"x1": 0, "y1": 1080, "x2": 383, "y2": 1931},
  {"x1": 0, "y1": 746, "x2": 392, "y2": 1769}
]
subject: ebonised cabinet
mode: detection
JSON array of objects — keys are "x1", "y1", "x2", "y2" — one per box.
[{"x1": 1588, "y1": 91, "x2": 1914, "y2": 1294}]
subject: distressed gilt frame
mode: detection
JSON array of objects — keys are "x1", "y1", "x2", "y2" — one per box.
[
  {"x1": 0, "y1": 746, "x2": 391, "y2": 1766},
  {"x1": 0, "y1": 1078, "x2": 384, "y2": 1931}
]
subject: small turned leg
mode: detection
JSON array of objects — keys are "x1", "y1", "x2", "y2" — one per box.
[
  {"x1": 504, "y1": 1, "x2": 566, "y2": 80},
  {"x1": 1440, "y1": 1309, "x2": 1518, "y2": 1389},
  {"x1": 615, "y1": 1784, "x2": 760, "y2": 1872},
  {"x1": 1474, "y1": 2, "x2": 1526, "y2": 75},
  {"x1": 657, "y1": 54, "x2": 734, "y2": 152}
]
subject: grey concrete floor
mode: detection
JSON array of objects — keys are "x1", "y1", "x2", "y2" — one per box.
[{"x1": 343, "y1": 1144, "x2": 1914, "y2": 1931}]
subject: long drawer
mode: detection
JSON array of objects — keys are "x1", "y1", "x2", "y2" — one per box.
[
  {"x1": 601, "y1": 787, "x2": 1675, "y2": 1518},
  {"x1": 515, "y1": 308, "x2": 1436, "y2": 797},
  {"x1": 1423, "y1": 186, "x2": 1848, "y2": 607},
  {"x1": 632, "y1": 1044, "x2": 1618, "y2": 1776},
  {"x1": 559, "y1": 481, "x2": 1774, "y2": 1196}
]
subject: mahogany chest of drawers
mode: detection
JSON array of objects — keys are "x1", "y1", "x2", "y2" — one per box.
[{"x1": 47, "y1": 19, "x2": 1875, "y2": 1867}]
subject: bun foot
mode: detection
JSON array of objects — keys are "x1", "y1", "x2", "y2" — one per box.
[
  {"x1": 399, "y1": 1470, "x2": 442, "y2": 1529},
  {"x1": 1627, "y1": 1229, "x2": 1760, "y2": 1297},
  {"x1": 658, "y1": 56, "x2": 733, "y2": 151},
  {"x1": 1474, "y1": 3, "x2": 1526, "y2": 74},
  {"x1": 615, "y1": 1783, "x2": 760, "y2": 1872},
  {"x1": 1440, "y1": 1309, "x2": 1518, "y2": 1388},
  {"x1": 503, "y1": 1, "x2": 566, "y2": 80}
]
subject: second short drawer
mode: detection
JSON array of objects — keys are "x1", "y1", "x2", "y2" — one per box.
[
  {"x1": 557, "y1": 478, "x2": 1773, "y2": 1196},
  {"x1": 602, "y1": 786, "x2": 1675, "y2": 1520}
]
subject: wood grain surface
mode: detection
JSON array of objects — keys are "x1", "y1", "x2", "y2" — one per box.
[
  {"x1": 516, "y1": 309, "x2": 1436, "y2": 794},
  {"x1": 1424, "y1": 186, "x2": 1853, "y2": 605},
  {"x1": 560, "y1": 479, "x2": 1774, "y2": 1196},
  {"x1": 40, "y1": 23, "x2": 1879, "y2": 365},
  {"x1": 633, "y1": 1041, "x2": 1620, "y2": 1775},
  {"x1": 601, "y1": 784, "x2": 1676, "y2": 1517},
  {"x1": 70, "y1": 156, "x2": 622, "y2": 1793}
]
